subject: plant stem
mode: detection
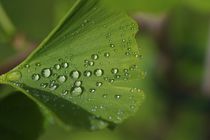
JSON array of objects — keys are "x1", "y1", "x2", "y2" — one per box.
[
  {"x1": 0, "y1": 74, "x2": 6, "y2": 84},
  {"x1": 0, "y1": 3, "x2": 15, "y2": 40}
]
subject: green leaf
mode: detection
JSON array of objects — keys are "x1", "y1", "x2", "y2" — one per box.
[
  {"x1": 0, "y1": 0, "x2": 144, "y2": 129},
  {"x1": 0, "y1": 92, "x2": 44, "y2": 140}
]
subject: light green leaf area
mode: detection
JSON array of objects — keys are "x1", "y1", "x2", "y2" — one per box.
[{"x1": 1, "y1": 0, "x2": 144, "y2": 129}]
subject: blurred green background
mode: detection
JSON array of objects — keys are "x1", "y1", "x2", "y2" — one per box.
[{"x1": 0, "y1": 0, "x2": 210, "y2": 140}]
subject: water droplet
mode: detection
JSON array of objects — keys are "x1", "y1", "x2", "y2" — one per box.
[
  {"x1": 130, "y1": 105, "x2": 135, "y2": 109},
  {"x1": 89, "y1": 88, "x2": 96, "y2": 93},
  {"x1": 32, "y1": 74, "x2": 40, "y2": 81},
  {"x1": 88, "y1": 61, "x2": 94, "y2": 66},
  {"x1": 130, "y1": 88, "x2": 134, "y2": 93},
  {"x1": 96, "y1": 82, "x2": 103, "y2": 87},
  {"x1": 40, "y1": 83, "x2": 48, "y2": 88},
  {"x1": 110, "y1": 44, "x2": 115, "y2": 48},
  {"x1": 115, "y1": 95, "x2": 121, "y2": 100},
  {"x1": 35, "y1": 63, "x2": 41, "y2": 67},
  {"x1": 94, "y1": 69, "x2": 104, "y2": 77},
  {"x1": 125, "y1": 52, "x2": 130, "y2": 56},
  {"x1": 75, "y1": 80, "x2": 82, "y2": 86},
  {"x1": 71, "y1": 86, "x2": 83, "y2": 96},
  {"x1": 111, "y1": 68, "x2": 119, "y2": 74},
  {"x1": 84, "y1": 70, "x2": 92, "y2": 77},
  {"x1": 57, "y1": 75, "x2": 67, "y2": 83},
  {"x1": 54, "y1": 64, "x2": 61, "y2": 70},
  {"x1": 41, "y1": 68, "x2": 52, "y2": 78},
  {"x1": 91, "y1": 54, "x2": 99, "y2": 60},
  {"x1": 102, "y1": 94, "x2": 108, "y2": 98},
  {"x1": 109, "y1": 79, "x2": 114, "y2": 83},
  {"x1": 61, "y1": 90, "x2": 69, "y2": 96},
  {"x1": 104, "y1": 52, "x2": 110, "y2": 57},
  {"x1": 62, "y1": 62, "x2": 69, "y2": 68},
  {"x1": 6, "y1": 71, "x2": 22, "y2": 82},
  {"x1": 24, "y1": 64, "x2": 30, "y2": 68},
  {"x1": 115, "y1": 75, "x2": 121, "y2": 79},
  {"x1": 70, "y1": 70, "x2": 81, "y2": 79},
  {"x1": 123, "y1": 69, "x2": 128, "y2": 73},
  {"x1": 108, "y1": 116, "x2": 112, "y2": 120},
  {"x1": 49, "y1": 84, "x2": 59, "y2": 91}
]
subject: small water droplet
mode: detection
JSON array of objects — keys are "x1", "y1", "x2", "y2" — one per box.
[
  {"x1": 54, "y1": 64, "x2": 61, "y2": 70},
  {"x1": 91, "y1": 54, "x2": 99, "y2": 60},
  {"x1": 94, "y1": 69, "x2": 104, "y2": 77},
  {"x1": 102, "y1": 94, "x2": 108, "y2": 98},
  {"x1": 96, "y1": 82, "x2": 103, "y2": 87},
  {"x1": 35, "y1": 63, "x2": 41, "y2": 67},
  {"x1": 104, "y1": 52, "x2": 110, "y2": 58},
  {"x1": 89, "y1": 88, "x2": 96, "y2": 93},
  {"x1": 88, "y1": 61, "x2": 94, "y2": 66},
  {"x1": 57, "y1": 75, "x2": 67, "y2": 83},
  {"x1": 40, "y1": 83, "x2": 48, "y2": 88},
  {"x1": 115, "y1": 95, "x2": 121, "y2": 100},
  {"x1": 32, "y1": 74, "x2": 40, "y2": 81},
  {"x1": 110, "y1": 44, "x2": 115, "y2": 48},
  {"x1": 84, "y1": 70, "x2": 92, "y2": 77},
  {"x1": 123, "y1": 69, "x2": 128, "y2": 73},
  {"x1": 24, "y1": 64, "x2": 30, "y2": 68},
  {"x1": 130, "y1": 105, "x2": 135, "y2": 109},
  {"x1": 62, "y1": 62, "x2": 69, "y2": 68},
  {"x1": 109, "y1": 79, "x2": 114, "y2": 83},
  {"x1": 61, "y1": 90, "x2": 69, "y2": 96},
  {"x1": 70, "y1": 70, "x2": 81, "y2": 79},
  {"x1": 111, "y1": 68, "x2": 119, "y2": 74},
  {"x1": 71, "y1": 86, "x2": 83, "y2": 96},
  {"x1": 41, "y1": 68, "x2": 52, "y2": 78},
  {"x1": 49, "y1": 84, "x2": 59, "y2": 91},
  {"x1": 115, "y1": 75, "x2": 121, "y2": 79}
]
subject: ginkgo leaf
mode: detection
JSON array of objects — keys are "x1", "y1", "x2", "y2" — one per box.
[{"x1": 0, "y1": 0, "x2": 144, "y2": 129}]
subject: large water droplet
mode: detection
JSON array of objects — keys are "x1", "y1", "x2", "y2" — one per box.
[
  {"x1": 94, "y1": 69, "x2": 104, "y2": 77},
  {"x1": 70, "y1": 70, "x2": 81, "y2": 79},
  {"x1": 57, "y1": 75, "x2": 67, "y2": 83},
  {"x1": 84, "y1": 70, "x2": 92, "y2": 77},
  {"x1": 41, "y1": 68, "x2": 52, "y2": 78},
  {"x1": 71, "y1": 86, "x2": 83, "y2": 96},
  {"x1": 32, "y1": 74, "x2": 40, "y2": 81}
]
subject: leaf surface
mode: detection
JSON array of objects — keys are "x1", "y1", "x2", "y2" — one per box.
[{"x1": 0, "y1": 0, "x2": 144, "y2": 129}]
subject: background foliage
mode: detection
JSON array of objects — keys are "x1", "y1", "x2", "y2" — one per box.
[{"x1": 0, "y1": 0, "x2": 210, "y2": 140}]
